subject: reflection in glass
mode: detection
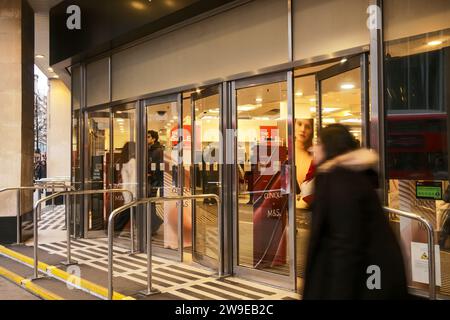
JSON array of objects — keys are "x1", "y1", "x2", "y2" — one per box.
[
  {"x1": 146, "y1": 101, "x2": 180, "y2": 250},
  {"x1": 192, "y1": 90, "x2": 221, "y2": 263},
  {"x1": 385, "y1": 28, "x2": 450, "y2": 297},
  {"x1": 236, "y1": 81, "x2": 289, "y2": 275},
  {"x1": 112, "y1": 106, "x2": 136, "y2": 237},
  {"x1": 294, "y1": 74, "x2": 318, "y2": 279},
  {"x1": 320, "y1": 68, "x2": 362, "y2": 143},
  {"x1": 86, "y1": 110, "x2": 110, "y2": 232}
]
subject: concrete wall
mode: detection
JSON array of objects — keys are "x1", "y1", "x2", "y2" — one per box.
[
  {"x1": 47, "y1": 79, "x2": 71, "y2": 179},
  {"x1": 0, "y1": 0, "x2": 34, "y2": 243}
]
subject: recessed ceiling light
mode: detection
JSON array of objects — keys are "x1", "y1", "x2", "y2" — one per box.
[
  {"x1": 341, "y1": 83, "x2": 355, "y2": 90},
  {"x1": 428, "y1": 40, "x2": 443, "y2": 46},
  {"x1": 48, "y1": 67, "x2": 54, "y2": 72},
  {"x1": 309, "y1": 98, "x2": 317, "y2": 102},
  {"x1": 256, "y1": 98, "x2": 263, "y2": 103},
  {"x1": 35, "y1": 54, "x2": 45, "y2": 59},
  {"x1": 51, "y1": 74, "x2": 59, "y2": 79},
  {"x1": 340, "y1": 58, "x2": 348, "y2": 64},
  {"x1": 296, "y1": 92, "x2": 304, "y2": 97}
]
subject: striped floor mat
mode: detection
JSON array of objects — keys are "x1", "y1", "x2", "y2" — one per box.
[{"x1": 38, "y1": 238, "x2": 300, "y2": 300}]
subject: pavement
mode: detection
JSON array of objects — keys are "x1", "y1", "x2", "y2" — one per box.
[{"x1": 0, "y1": 277, "x2": 40, "y2": 300}]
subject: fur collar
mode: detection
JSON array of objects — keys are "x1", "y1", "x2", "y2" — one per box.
[{"x1": 318, "y1": 149, "x2": 379, "y2": 173}]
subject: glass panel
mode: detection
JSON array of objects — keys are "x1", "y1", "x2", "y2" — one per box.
[
  {"x1": 86, "y1": 110, "x2": 111, "y2": 232},
  {"x1": 146, "y1": 100, "x2": 179, "y2": 250},
  {"x1": 236, "y1": 81, "x2": 289, "y2": 275},
  {"x1": 112, "y1": 106, "x2": 136, "y2": 236},
  {"x1": 182, "y1": 93, "x2": 194, "y2": 250},
  {"x1": 72, "y1": 110, "x2": 81, "y2": 189},
  {"x1": 294, "y1": 74, "x2": 318, "y2": 280},
  {"x1": 193, "y1": 90, "x2": 221, "y2": 263},
  {"x1": 385, "y1": 27, "x2": 450, "y2": 297},
  {"x1": 320, "y1": 68, "x2": 362, "y2": 143}
]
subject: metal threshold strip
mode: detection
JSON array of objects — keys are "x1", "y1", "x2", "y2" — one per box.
[{"x1": 0, "y1": 245, "x2": 134, "y2": 301}]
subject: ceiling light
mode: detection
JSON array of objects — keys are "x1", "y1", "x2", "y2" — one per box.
[
  {"x1": 238, "y1": 105, "x2": 257, "y2": 112},
  {"x1": 309, "y1": 98, "x2": 317, "y2": 103},
  {"x1": 341, "y1": 83, "x2": 355, "y2": 90},
  {"x1": 310, "y1": 107, "x2": 317, "y2": 113},
  {"x1": 209, "y1": 109, "x2": 220, "y2": 114},
  {"x1": 296, "y1": 92, "x2": 304, "y2": 97},
  {"x1": 35, "y1": 54, "x2": 45, "y2": 59},
  {"x1": 256, "y1": 98, "x2": 263, "y2": 103},
  {"x1": 340, "y1": 58, "x2": 348, "y2": 64},
  {"x1": 428, "y1": 40, "x2": 443, "y2": 46},
  {"x1": 131, "y1": 1, "x2": 146, "y2": 10},
  {"x1": 51, "y1": 74, "x2": 59, "y2": 79},
  {"x1": 341, "y1": 118, "x2": 362, "y2": 124},
  {"x1": 323, "y1": 118, "x2": 336, "y2": 124},
  {"x1": 48, "y1": 67, "x2": 54, "y2": 72}
]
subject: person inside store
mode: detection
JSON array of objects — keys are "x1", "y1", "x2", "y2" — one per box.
[
  {"x1": 148, "y1": 130, "x2": 164, "y2": 235},
  {"x1": 114, "y1": 142, "x2": 136, "y2": 233},
  {"x1": 303, "y1": 124, "x2": 408, "y2": 300}
]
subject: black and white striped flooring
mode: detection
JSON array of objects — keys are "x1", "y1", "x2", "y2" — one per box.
[{"x1": 38, "y1": 238, "x2": 300, "y2": 300}]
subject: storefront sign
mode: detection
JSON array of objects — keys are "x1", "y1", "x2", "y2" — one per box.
[{"x1": 416, "y1": 181, "x2": 443, "y2": 200}]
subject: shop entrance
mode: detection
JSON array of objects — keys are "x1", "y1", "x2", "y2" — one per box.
[
  {"x1": 83, "y1": 103, "x2": 137, "y2": 239},
  {"x1": 229, "y1": 55, "x2": 370, "y2": 291},
  {"x1": 143, "y1": 87, "x2": 223, "y2": 273}
]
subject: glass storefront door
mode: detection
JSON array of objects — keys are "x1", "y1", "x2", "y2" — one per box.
[
  {"x1": 84, "y1": 103, "x2": 137, "y2": 238},
  {"x1": 145, "y1": 94, "x2": 184, "y2": 260},
  {"x1": 85, "y1": 108, "x2": 112, "y2": 237},
  {"x1": 293, "y1": 54, "x2": 370, "y2": 292},
  {"x1": 191, "y1": 86, "x2": 222, "y2": 271},
  {"x1": 232, "y1": 73, "x2": 295, "y2": 288}
]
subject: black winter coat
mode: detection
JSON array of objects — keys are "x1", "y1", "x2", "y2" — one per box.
[{"x1": 303, "y1": 166, "x2": 408, "y2": 300}]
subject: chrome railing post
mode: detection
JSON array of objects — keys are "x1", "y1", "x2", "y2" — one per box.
[
  {"x1": 62, "y1": 193, "x2": 77, "y2": 266},
  {"x1": 32, "y1": 204, "x2": 40, "y2": 280},
  {"x1": 130, "y1": 206, "x2": 135, "y2": 254},
  {"x1": 140, "y1": 201, "x2": 159, "y2": 296},
  {"x1": 384, "y1": 207, "x2": 437, "y2": 300},
  {"x1": 16, "y1": 189, "x2": 21, "y2": 244}
]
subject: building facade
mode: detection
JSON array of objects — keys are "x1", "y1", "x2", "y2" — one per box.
[{"x1": 48, "y1": 0, "x2": 450, "y2": 297}]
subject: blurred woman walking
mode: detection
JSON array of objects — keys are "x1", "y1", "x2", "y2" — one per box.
[{"x1": 303, "y1": 124, "x2": 408, "y2": 300}]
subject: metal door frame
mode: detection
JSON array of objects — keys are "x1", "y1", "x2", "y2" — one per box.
[
  {"x1": 191, "y1": 85, "x2": 223, "y2": 271},
  {"x1": 143, "y1": 93, "x2": 183, "y2": 261},
  {"x1": 231, "y1": 71, "x2": 296, "y2": 290}
]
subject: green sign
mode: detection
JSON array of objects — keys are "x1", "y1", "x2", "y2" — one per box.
[{"x1": 416, "y1": 182, "x2": 443, "y2": 200}]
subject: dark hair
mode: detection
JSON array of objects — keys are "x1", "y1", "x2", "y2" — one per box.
[
  {"x1": 121, "y1": 142, "x2": 136, "y2": 164},
  {"x1": 319, "y1": 124, "x2": 359, "y2": 161},
  {"x1": 148, "y1": 130, "x2": 159, "y2": 142}
]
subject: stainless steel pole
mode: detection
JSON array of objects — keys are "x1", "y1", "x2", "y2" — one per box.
[
  {"x1": 16, "y1": 190, "x2": 21, "y2": 244},
  {"x1": 130, "y1": 206, "x2": 135, "y2": 254},
  {"x1": 146, "y1": 202, "x2": 152, "y2": 293},
  {"x1": 51, "y1": 183, "x2": 55, "y2": 214},
  {"x1": 139, "y1": 202, "x2": 159, "y2": 296},
  {"x1": 426, "y1": 222, "x2": 436, "y2": 300},
  {"x1": 33, "y1": 205, "x2": 40, "y2": 279},
  {"x1": 62, "y1": 194, "x2": 77, "y2": 266},
  {"x1": 108, "y1": 209, "x2": 114, "y2": 300}
]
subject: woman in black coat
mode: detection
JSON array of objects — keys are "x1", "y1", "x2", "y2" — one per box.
[{"x1": 303, "y1": 124, "x2": 408, "y2": 300}]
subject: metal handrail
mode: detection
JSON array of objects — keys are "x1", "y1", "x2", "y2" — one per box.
[
  {"x1": 31, "y1": 189, "x2": 135, "y2": 280},
  {"x1": 107, "y1": 194, "x2": 222, "y2": 300},
  {"x1": 0, "y1": 185, "x2": 74, "y2": 244},
  {"x1": 384, "y1": 207, "x2": 436, "y2": 300}
]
